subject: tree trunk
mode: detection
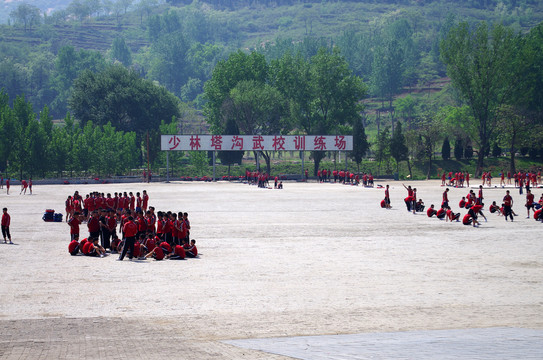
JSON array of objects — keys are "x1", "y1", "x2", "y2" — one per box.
[
  {"x1": 313, "y1": 151, "x2": 324, "y2": 176},
  {"x1": 262, "y1": 151, "x2": 271, "y2": 175},
  {"x1": 509, "y1": 137, "x2": 516, "y2": 174},
  {"x1": 426, "y1": 154, "x2": 432, "y2": 180}
]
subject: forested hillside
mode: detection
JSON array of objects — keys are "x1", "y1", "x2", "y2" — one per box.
[{"x1": 1, "y1": 0, "x2": 543, "y2": 179}]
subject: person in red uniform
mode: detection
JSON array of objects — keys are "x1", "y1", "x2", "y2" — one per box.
[
  {"x1": 20, "y1": 179, "x2": 28, "y2": 195},
  {"x1": 167, "y1": 244, "x2": 186, "y2": 260},
  {"x1": 2, "y1": 208, "x2": 12, "y2": 244},
  {"x1": 68, "y1": 237, "x2": 80, "y2": 256},
  {"x1": 489, "y1": 201, "x2": 500, "y2": 214},
  {"x1": 442, "y1": 188, "x2": 450, "y2": 208},
  {"x1": 136, "y1": 192, "x2": 142, "y2": 212},
  {"x1": 142, "y1": 190, "x2": 149, "y2": 211},
  {"x1": 68, "y1": 212, "x2": 82, "y2": 241},
  {"x1": 503, "y1": 190, "x2": 514, "y2": 221},
  {"x1": 462, "y1": 208, "x2": 480, "y2": 227},
  {"x1": 427, "y1": 204, "x2": 437, "y2": 217},
  {"x1": 436, "y1": 206, "x2": 446, "y2": 219},
  {"x1": 384, "y1": 184, "x2": 391, "y2": 209},
  {"x1": 525, "y1": 189, "x2": 535, "y2": 218},
  {"x1": 459, "y1": 196, "x2": 467, "y2": 209},
  {"x1": 145, "y1": 243, "x2": 165, "y2": 260},
  {"x1": 78, "y1": 238, "x2": 87, "y2": 254},
  {"x1": 402, "y1": 184, "x2": 414, "y2": 212},
  {"x1": 471, "y1": 204, "x2": 487, "y2": 222},
  {"x1": 445, "y1": 206, "x2": 460, "y2": 222},
  {"x1": 6, "y1": 178, "x2": 10, "y2": 195},
  {"x1": 87, "y1": 210, "x2": 101, "y2": 239},
  {"x1": 184, "y1": 239, "x2": 198, "y2": 258},
  {"x1": 118, "y1": 216, "x2": 138, "y2": 261},
  {"x1": 129, "y1": 192, "x2": 135, "y2": 211}
]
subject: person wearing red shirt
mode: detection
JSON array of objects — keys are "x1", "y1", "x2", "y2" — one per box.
[
  {"x1": 2, "y1": 208, "x2": 12, "y2": 244},
  {"x1": 445, "y1": 206, "x2": 460, "y2": 222},
  {"x1": 184, "y1": 239, "x2": 198, "y2": 258},
  {"x1": 167, "y1": 244, "x2": 186, "y2": 260},
  {"x1": 68, "y1": 237, "x2": 80, "y2": 256},
  {"x1": 68, "y1": 212, "x2": 82, "y2": 241},
  {"x1": 463, "y1": 208, "x2": 480, "y2": 227},
  {"x1": 459, "y1": 197, "x2": 467, "y2": 209},
  {"x1": 79, "y1": 238, "x2": 88, "y2": 254},
  {"x1": 465, "y1": 172, "x2": 470, "y2": 187},
  {"x1": 384, "y1": 184, "x2": 391, "y2": 209},
  {"x1": 402, "y1": 184, "x2": 414, "y2": 212},
  {"x1": 156, "y1": 212, "x2": 165, "y2": 240},
  {"x1": 136, "y1": 192, "x2": 142, "y2": 212},
  {"x1": 146, "y1": 244, "x2": 165, "y2": 260},
  {"x1": 436, "y1": 206, "x2": 446, "y2": 220},
  {"x1": 442, "y1": 188, "x2": 449, "y2": 208},
  {"x1": 471, "y1": 204, "x2": 487, "y2": 222},
  {"x1": 119, "y1": 216, "x2": 138, "y2": 261},
  {"x1": 129, "y1": 192, "x2": 135, "y2": 211},
  {"x1": 142, "y1": 190, "x2": 149, "y2": 211},
  {"x1": 106, "y1": 193, "x2": 115, "y2": 210},
  {"x1": 87, "y1": 211, "x2": 101, "y2": 239},
  {"x1": 87, "y1": 237, "x2": 105, "y2": 257},
  {"x1": 20, "y1": 179, "x2": 28, "y2": 195},
  {"x1": 145, "y1": 210, "x2": 156, "y2": 234},
  {"x1": 136, "y1": 211, "x2": 147, "y2": 237},
  {"x1": 6, "y1": 178, "x2": 10, "y2": 195},
  {"x1": 526, "y1": 189, "x2": 535, "y2": 218},
  {"x1": 503, "y1": 190, "x2": 514, "y2": 221},
  {"x1": 489, "y1": 201, "x2": 500, "y2": 214},
  {"x1": 82, "y1": 239, "x2": 93, "y2": 255},
  {"x1": 427, "y1": 204, "x2": 437, "y2": 217}
]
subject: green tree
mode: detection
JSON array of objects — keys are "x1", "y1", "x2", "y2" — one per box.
[
  {"x1": 217, "y1": 117, "x2": 244, "y2": 176},
  {"x1": 10, "y1": 3, "x2": 41, "y2": 31},
  {"x1": 204, "y1": 50, "x2": 268, "y2": 134},
  {"x1": 109, "y1": 37, "x2": 132, "y2": 66},
  {"x1": 390, "y1": 121, "x2": 408, "y2": 173},
  {"x1": 440, "y1": 21, "x2": 519, "y2": 175},
  {"x1": 375, "y1": 126, "x2": 391, "y2": 175},
  {"x1": 441, "y1": 137, "x2": 451, "y2": 160},
  {"x1": 349, "y1": 117, "x2": 369, "y2": 173},
  {"x1": 69, "y1": 64, "x2": 180, "y2": 137}
]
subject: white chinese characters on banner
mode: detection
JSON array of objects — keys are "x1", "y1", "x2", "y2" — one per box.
[{"x1": 161, "y1": 135, "x2": 353, "y2": 151}]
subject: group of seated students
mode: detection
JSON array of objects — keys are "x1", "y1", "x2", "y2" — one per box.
[{"x1": 69, "y1": 231, "x2": 198, "y2": 261}]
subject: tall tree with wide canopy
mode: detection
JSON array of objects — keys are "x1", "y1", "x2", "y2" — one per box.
[
  {"x1": 440, "y1": 21, "x2": 519, "y2": 176},
  {"x1": 69, "y1": 64, "x2": 180, "y2": 137}
]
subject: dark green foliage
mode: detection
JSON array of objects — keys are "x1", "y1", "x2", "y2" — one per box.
[
  {"x1": 69, "y1": 64, "x2": 180, "y2": 136},
  {"x1": 218, "y1": 118, "x2": 244, "y2": 174},
  {"x1": 390, "y1": 121, "x2": 408, "y2": 171},
  {"x1": 441, "y1": 136, "x2": 451, "y2": 160},
  {"x1": 454, "y1": 138, "x2": 464, "y2": 160},
  {"x1": 491, "y1": 142, "x2": 501, "y2": 157},
  {"x1": 350, "y1": 117, "x2": 369, "y2": 170},
  {"x1": 464, "y1": 142, "x2": 473, "y2": 159}
]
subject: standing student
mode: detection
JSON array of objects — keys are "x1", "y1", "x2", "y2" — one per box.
[
  {"x1": 2, "y1": 208, "x2": 12, "y2": 244},
  {"x1": 0, "y1": 173, "x2": 3, "y2": 189},
  {"x1": 526, "y1": 189, "x2": 535, "y2": 219},
  {"x1": 503, "y1": 190, "x2": 514, "y2": 221},
  {"x1": 68, "y1": 212, "x2": 82, "y2": 241},
  {"x1": 142, "y1": 190, "x2": 149, "y2": 212},
  {"x1": 29, "y1": 178, "x2": 32, "y2": 194},
  {"x1": 5, "y1": 178, "x2": 9, "y2": 195},
  {"x1": 384, "y1": 184, "x2": 391, "y2": 209},
  {"x1": 442, "y1": 188, "x2": 449, "y2": 208},
  {"x1": 118, "y1": 216, "x2": 137, "y2": 261},
  {"x1": 87, "y1": 211, "x2": 101, "y2": 239}
]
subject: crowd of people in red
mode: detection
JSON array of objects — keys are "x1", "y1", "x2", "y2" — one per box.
[
  {"x1": 65, "y1": 190, "x2": 198, "y2": 261},
  {"x1": 383, "y1": 170, "x2": 543, "y2": 227}
]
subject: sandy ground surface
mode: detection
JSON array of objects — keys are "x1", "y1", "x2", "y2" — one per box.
[{"x1": 0, "y1": 180, "x2": 542, "y2": 359}]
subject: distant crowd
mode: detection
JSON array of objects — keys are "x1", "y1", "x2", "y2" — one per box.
[{"x1": 382, "y1": 169, "x2": 543, "y2": 227}]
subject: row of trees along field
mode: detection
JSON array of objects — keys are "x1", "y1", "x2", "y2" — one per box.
[{"x1": 0, "y1": 0, "x2": 542, "y2": 178}]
